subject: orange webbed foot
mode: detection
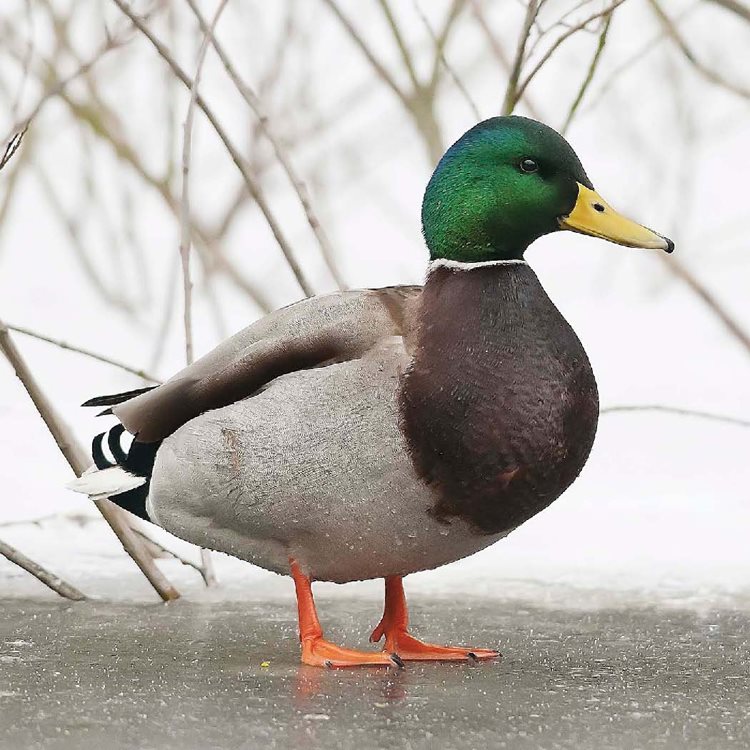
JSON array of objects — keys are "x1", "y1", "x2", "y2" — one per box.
[
  {"x1": 370, "y1": 626, "x2": 499, "y2": 662},
  {"x1": 370, "y1": 576, "x2": 500, "y2": 662},
  {"x1": 301, "y1": 637, "x2": 404, "y2": 669}
]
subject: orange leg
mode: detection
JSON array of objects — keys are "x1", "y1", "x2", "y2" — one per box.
[
  {"x1": 290, "y1": 559, "x2": 400, "y2": 668},
  {"x1": 369, "y1": 576, "x2": 500, "y2": 662}
]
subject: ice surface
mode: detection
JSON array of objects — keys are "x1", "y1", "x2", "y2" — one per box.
[{"x1": 2, "y1": 596, "x2": 749, "y2": 750}]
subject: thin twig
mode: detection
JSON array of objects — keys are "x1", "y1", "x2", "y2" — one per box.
[
  {"x1": 512, "y1": 0, "x2": 628, "y2": 109},
  {"x1": 5, "y1": 323, "x2": 161, "y2": 382},
  {"x1": 132, "y1": 528, "x2": 215, "y2": 585},
  {"x1": 10, "y1": 0, "x2": 35, "y2": 116},
  {"x1": 660, "y1": 254, "x2": 750, "y2": 357},
  {"x1": 0, "y1": 537, "x2": 87, "y2": 600},
  {"x1": 561, "y1": 13, "x2": 612, "y2": 134},
  {"x1": 501, "y1": 0, "x2": 540, "y2": 115},
  {"x1": 469, "y1": 0, "x2": 543, "y2": 120},
  {"x1": 33, "y1": 163, "x2": 136, "y2": 314},
  {"x1": 0, "y1": 318, "x2": 180, "y2": 602},
  {"x1": 648, "y1": 0, "x2": 750, "y2": 100},
  {"x1": 45, "y1": 81, "x2": 271, "y2": 310},
  {"x1": 321, "y1": 0, "x2": 408, "y2": 106},
  {"x1": 2, "y1": 32, "x2": 129, "y2": 145},
  {"x1": 110, "y1": 0, "x2": 316, "y2": 298},
  {"x1": 180, "y1": 0, "x2": 228, "y2": 369},
  {"x1": 426, "y1": 0, "x2": 468, "y2": 92},
  {"x1": 0, "y1": 127, "x2": 28, "y2": 173},
  {"x1": 582, "y1": 2, "x2": 699, "y2": 114},
  {"x1": 184, "y1": 0, "x2": 347, "y2": 290},
  {"x1": 707, "y1": 0, "x2": 750, "y2": 22},
  {"x1": 180, "y1": 0, "x2": 228, "y2": 588},
  {"x1": 413, "y1": 0, "x2": 481, "y2": 120},
  {"x1": 378, "y1": 0, "x2": 421, "y2": 92},
  {"x1": 601, "y1": 405, "x2": 750, "y2": 428}
]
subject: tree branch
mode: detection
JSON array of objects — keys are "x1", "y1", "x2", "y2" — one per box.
[
  {"x1": 561, "y1": 13, "x2": 612, "y2": 134},
  {"x1": 179, "y1": 0, "x2": 228, "y2": 588},
  {"x1": 414, "y1": 0, "x2": 480, "y2": 120},
  {"x1": 660, "y1": 254, "x2": 750, "y2": 357},
  {"x1": 4, "y1": 323, "x2": 161, "y2": 382},
  {"x1": 648, "y1": 0, "x2": 750, "y2": 100},
  {"x1": 184, "y1": 0, "x2": 347, "y2": 290},
  {"x1": 0, "y1": 537, "x2": 87, "y2": 600},
  {"x1": 512, "y1": 0, "x2": 628, "y2": 110},
  {"x1": 110, "y1": 0, "x2": 316, "y2": 298},
  {"x1": 501, "y1": 0, "x2": 540, "y2": 115},
  {"x1": 602, "y1": 404, "x2": 750, "y2": 428},
  {"x1": 0, "y1": 319, "x2": 180, "y2": 602}
]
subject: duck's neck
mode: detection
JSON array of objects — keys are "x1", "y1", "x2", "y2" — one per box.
[{"x1": 417, "y1": 259, "x2": 541, "y2": 359}]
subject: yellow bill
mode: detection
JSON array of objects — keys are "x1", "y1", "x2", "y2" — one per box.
[{"x1": 560, "y1": 183, "x2": 674, "y2": 253}]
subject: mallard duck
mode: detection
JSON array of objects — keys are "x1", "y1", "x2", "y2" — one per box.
[{"x1": 69, "y1": 116, "x2": 672, "y2": 667}]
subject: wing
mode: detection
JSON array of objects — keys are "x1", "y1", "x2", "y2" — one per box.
[{"x1": 104, "y1": 285, "x2": 422, "y2": 443}]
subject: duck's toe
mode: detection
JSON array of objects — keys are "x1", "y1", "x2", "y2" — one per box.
[
  {"x1": 301, "y1": 637, "x2": 403, "y2": 669},
  {"x1": 375, "y1": 630, "x2": 500, "y2": 662}
]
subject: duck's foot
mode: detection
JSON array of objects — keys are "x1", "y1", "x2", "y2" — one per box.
[
  {"x1": 301, "y1": 636, "x2": 403, "y2": 668},
  {"x1": 290, "y1": 558, "x2": 404, "y2": 668},
  {"x1": 370, "y1": 624, "x2": 499, "y2": 662},
  {"x1": 369, "y1": 575, "x2": 500, "y2": 662}
]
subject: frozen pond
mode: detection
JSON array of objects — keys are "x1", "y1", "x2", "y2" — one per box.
[{"x1": 2, "y1": 596, "x2": 749, "y2": 750}]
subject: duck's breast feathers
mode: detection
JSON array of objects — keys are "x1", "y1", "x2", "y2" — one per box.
[
  {"x1": 400, "y1": 261, "x2": 599, "y2": 534},
  {"x1": 110, "y1": 285, "x2": 422, "y2": 443}
]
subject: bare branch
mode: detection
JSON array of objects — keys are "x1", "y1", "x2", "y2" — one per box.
[
  {"x1": 179, "y1": 0, "x2": 229, "y2": 588},
  {"x1": 469, "y1": 0, "x2": 543, "y2": 120},
  {"x1": 426, "y1": 0, "x2": 467, "y2": 95},
  {"x1": 706, "y1": 0, "x2": 750, "y2": 22},
  {"x1": 602, "y1": 404, "x2": 750, "y2": 429},
  {"x1": 501, "y1": 0, "x2": 540, "y2": 115},
  {"x1": 131, "y1": 528, "x2": 215, "y2": 586},
  {"x1": 0, "y1": 537, "x2": 87, "y2": 600},
  {"x1": 561, "y1": 13, "x2": 612, "y2": 134},
  {"x1": 512, "y1": 0, "x2": 628, "y2": 110},
  {"x1": 0, "y1": 319, "x2": 180, "y2": 602},
  {"x1": 40, "y1": 72, "x2": 270, "y2": 310},
  {"x1": 321, "y1": 0, "x2": 409, "y2": 107},
  {"x1": 110, "y1": 0, "x2": 316, "y2": 298},
  {"x1": 33, "y1": 163, "x2": 136, "y2": 314},
  {"x1": 414, "y1": 0, "x2": 481, "y2": 120},
  {"x1": 0, "y1": 127, "x2": 28, "y2": 173},
  {"x1": 180, "y1": 0, "x2": 228, "y2": 369},
  {"x1": 184, "y1": 0, "x2": 347, "y2": 290},
  {"x1": 5, "y1": 323, "x2": 161, "y2": 382},
  {"x1": 378, "y1": 0, "x2": 421, "y2": 92},
  {"x1": 10, "y1": 0, "x2": 35, "y2": 117},
  {"x1": 3, "y1": 31, "x2": 129, "y2": 145},
  {"x1": 648, "y1": 0, "x2": 750, "y2": 100},
  {"x1": 660, "y1": 254, "x2": 750, "y2": 357}
]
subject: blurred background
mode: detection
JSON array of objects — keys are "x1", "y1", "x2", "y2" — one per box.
[{"x1": 0, "y1": 0, "x2": 748, "y2": 605}]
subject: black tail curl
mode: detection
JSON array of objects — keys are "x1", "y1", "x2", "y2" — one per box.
[{"x1": 91, "y1": 424, "x2": 160, "y2": 522}]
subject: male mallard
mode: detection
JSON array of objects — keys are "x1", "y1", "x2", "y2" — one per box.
[{"x1": 69, "y1": 117, "x2": 672, "y2": 667}]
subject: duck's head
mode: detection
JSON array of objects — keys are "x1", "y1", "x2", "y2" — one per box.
[{"x1": 422, "y1": 116, "x2": 673, "y2": 263}]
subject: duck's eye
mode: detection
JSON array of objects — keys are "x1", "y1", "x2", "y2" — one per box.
[{"x1": 519, "y1": 158, "x2": 539, "y2": 173}]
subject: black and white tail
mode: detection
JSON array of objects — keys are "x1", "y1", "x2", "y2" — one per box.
[{"x1": 67, "y1": 387, "x2": 160, "y2": 521}]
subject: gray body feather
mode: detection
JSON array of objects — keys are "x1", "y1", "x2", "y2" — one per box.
[{"x1": 148, "y1": 336, "x2": 506, "y2": 582}]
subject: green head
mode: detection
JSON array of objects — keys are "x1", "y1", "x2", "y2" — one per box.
[{"x1": 422, "y1": 116, "x2": 673, "y2": 262}]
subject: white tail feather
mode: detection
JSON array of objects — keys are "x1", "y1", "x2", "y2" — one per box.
[{"x1": 67, "y1": 466, "x2": 146, "y2": 500}]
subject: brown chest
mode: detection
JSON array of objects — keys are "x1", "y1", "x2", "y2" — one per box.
[{"x1": 399, "y1": 262, "x2": 599, "y2": 535}]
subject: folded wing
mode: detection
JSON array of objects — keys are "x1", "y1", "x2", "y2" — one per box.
[{"x1": 102, "y1": 286, "x2": 422, "y2": 443}]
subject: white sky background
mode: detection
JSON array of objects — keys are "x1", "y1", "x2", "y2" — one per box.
[{"x1": 0, "y1": 0, "x2": 748, "y2": 599}]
